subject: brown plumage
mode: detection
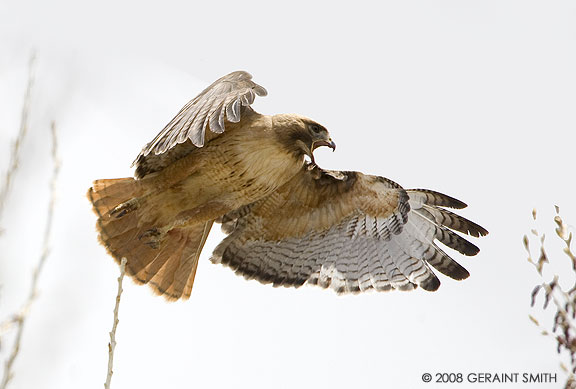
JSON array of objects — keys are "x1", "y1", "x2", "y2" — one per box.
[{"x1": 88, "y1": 70, "x2": 487, "y2": 301}]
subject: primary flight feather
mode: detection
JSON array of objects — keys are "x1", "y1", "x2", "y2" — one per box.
[{"x1": 88, "y1": 71, "x2": 487, "y2": 300}]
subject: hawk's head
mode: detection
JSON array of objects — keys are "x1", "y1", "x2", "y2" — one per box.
[{"x1": 273, "y1": 114, "x2": 336, "y2": 165}]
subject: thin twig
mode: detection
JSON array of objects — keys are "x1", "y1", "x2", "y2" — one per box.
[
  {"x1": 104, "y1": 257, "x2": 127, "y2": 389},
  {"x1": 527, "y1": 207, "x2": 576, "y2": 387},
  {"x1": 0, "y1": 54, "x2": 35, "y2": 228},
  {"x1": 0, "y1": 121, "x2": 60, "y2": 389}
]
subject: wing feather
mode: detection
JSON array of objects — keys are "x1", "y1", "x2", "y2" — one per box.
[
  {"x1": 416, "y1": 204, "x2": 488, "y2": 237},
  {"x1": 132, "y1": 71, "x2": 267, "y2": 178},
  {"x1": 144, "y1": 70, "x2": 266, "y2": 153},
  {"x1": 211, "y1": 166, "x2": 487, "y2": 294},
  {"x1": 407, "y1": 189, "x2": 468, "y2": 209}
]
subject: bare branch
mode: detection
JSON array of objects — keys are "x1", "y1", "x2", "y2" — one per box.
[
  {"x1": 104, "y1": 257, "x2": 127, "y2": 389},
  {"x1": 0, "y1": 121, "x2": 60, "y2": 389},
  {"x1": 527, "y1": 207, "x2": 576, "y2": 385},
  {"x1": 0, "y1": 54, "x2": 35, "y2": 227}
]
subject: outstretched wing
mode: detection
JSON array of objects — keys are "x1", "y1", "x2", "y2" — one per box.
[
  {"x1": 212, "y1": 166, "x2": 487, "y2": 294},
  {"x1": 133, "y1": 70, "x2": 267, "y2": 178}
]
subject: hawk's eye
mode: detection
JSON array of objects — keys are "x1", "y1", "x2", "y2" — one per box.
[{"x1": 310, "y1": 124, "x2": 321, "y2": 134}]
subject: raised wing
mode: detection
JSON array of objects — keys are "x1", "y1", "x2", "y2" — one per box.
[
  {"x1": 212, "y1": 166, "x2": 487, "y2": 294},
  {"x1": 132, "y1": 71, "x2": 267, "y2": 178}
]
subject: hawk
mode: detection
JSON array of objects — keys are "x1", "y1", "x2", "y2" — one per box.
[{"x1": 88, "y1": 71, "x2": 487, "y2": 300}]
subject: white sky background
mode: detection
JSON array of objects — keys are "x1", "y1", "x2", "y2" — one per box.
[{"x1": 0, "y1": 1, "x2": 575, "y2": 388}]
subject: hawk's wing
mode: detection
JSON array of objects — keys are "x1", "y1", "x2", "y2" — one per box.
[
  {"x1": 212, "y1": 166, "x2": 487, "y2": 294},
  {"x1": 133, "y1": 70, "x2": 267, "y2": 178}
]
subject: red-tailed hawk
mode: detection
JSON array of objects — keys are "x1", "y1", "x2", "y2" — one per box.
[{"x1": 88, "y1": 71, "x2": 487, "y2": 300}]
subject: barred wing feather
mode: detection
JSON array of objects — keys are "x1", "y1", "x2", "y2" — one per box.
[
  {"x1": 212, "y1": 166, "x2": 487, "y2": 294},
  {"x1": 132, "y1": 71, "x2": 267, "y2": 178}
]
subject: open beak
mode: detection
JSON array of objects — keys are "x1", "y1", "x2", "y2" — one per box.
[{"x1": 312, "y1": 139, "x2": 336, "y2": 152}]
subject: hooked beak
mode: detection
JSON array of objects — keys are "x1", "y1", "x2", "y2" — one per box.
[
  {"x1": 312, "y1": 138, "x2": 336, "y2": 152},
  {"x1": 307, "y1": 138, "x2": 336, "y2": 167}
]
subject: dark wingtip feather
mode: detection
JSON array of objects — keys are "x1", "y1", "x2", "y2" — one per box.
[
  {"x1": 427, "y1": 247, "x2": 471, "y2": 280},
  {"x1": 409, "y1": 189, "x2": 468, "y2": 209},
  {"x1": 420, "y1": 274, "x2": 441, "y2": 291},
  {"x1": 473, "y1": 224, "x2": 489, "y2": 237},
  {"x1": 436, "y1": 227, "x2": 481, "y2": 256},
  {"x1": 416, "y1": 205, "x2": 488, "y2": 238},
  {"x1": 455, "y1": 217, "x2": 488, "y2": 238}
]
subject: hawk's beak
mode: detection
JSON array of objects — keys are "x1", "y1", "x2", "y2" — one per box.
[{"x1": 312, "y1": 139, "x2": 336, "y2": 152}]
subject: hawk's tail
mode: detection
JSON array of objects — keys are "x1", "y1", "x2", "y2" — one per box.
[{"x1": 87, "y1": 178, "x2": 212, "y2": 300}]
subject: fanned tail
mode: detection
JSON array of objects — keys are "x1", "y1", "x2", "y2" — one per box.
[{"x1": 87, "y1": 178, "x2": 212, "y2": 300}]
